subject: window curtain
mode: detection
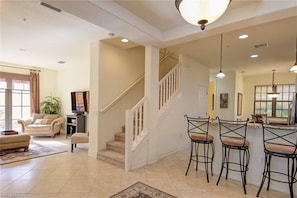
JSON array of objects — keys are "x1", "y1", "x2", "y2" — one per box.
[{"x1": 30, "y1": 71, "x2": 40, "y2": 114}]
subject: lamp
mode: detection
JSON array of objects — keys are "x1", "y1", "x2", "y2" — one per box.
[
  {"x1": 175, "y1": 0, "x2": 231, "y2": 30},
  {"x1": 289, "y1": 37, "x2": 297, "y2": 73},
  {"x1": 216, "y1": 34, "x2": 226, "y2": 79},
  {"x1": 267, "y1": 70, "x2": 279, "y2": 98}
]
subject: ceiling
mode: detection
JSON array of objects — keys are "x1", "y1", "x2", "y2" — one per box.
[{"x1": 1, "y1": 0, "x2": 296, "y2": 76}]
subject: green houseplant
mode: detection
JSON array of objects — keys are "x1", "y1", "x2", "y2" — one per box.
[{"x1": 40, "y1": 96, "x2": 61, "y2": 114}]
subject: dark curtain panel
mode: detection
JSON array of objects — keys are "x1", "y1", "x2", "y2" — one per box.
[{"x1": 30, "y1": 71, "x2": 40, "y2": 114}]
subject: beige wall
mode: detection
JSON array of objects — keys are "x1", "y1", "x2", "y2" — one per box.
[
  {"x1": 243, "y1": 72, "x2": 296, "y2": 119},
  {"x1": 96, "y1": 41, "x2": 145, "y2": 150}
]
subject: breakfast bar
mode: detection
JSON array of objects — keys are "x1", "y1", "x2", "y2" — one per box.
[{"x1": 204, "y1": 122, "x2": 297, "y2": 196}]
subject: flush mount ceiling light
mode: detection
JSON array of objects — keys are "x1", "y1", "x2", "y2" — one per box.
[
  {"x1": 175, "y1": 0, "x2": 231, "y2": 30},
  {"x1": 216, "y1": 34, "x2": 226, "y2": 79},
  {"x1": 239, "y1": 34, "x2": 248, "y2": 39},
  {"x1": 267, "y1": 70, "x2": 279, "y2": 98},
  {"x1": 121, "y1": 38, "x2": 129, "y2": 43},
  {"x1": 289, "y1": 37, "x2": 297, "y2": 73}
]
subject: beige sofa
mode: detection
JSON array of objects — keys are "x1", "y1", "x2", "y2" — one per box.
[{"x1": 18, "y1": 113, "x2": 64, "y2": 137}]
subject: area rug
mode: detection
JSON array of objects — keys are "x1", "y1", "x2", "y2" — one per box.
[
  {"x1": 0, "y1": 141, "x2": 66, "y2": 165},
  {"x1": 110, "y1": 182, "x2": 177, "y2": 198}
]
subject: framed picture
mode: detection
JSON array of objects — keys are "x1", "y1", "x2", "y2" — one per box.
[
  {"x1": 220, "y1": 93, "x2": 228, "y2": 108},
  {"x1": 237, "y1": 93, "x2": 243, "y2": 115}
]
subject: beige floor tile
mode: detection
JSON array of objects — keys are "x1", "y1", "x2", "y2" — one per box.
[{"x1": 0, "y1": 135, "x2": 293, "y2": 198}]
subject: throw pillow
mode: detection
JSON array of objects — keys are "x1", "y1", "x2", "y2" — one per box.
[{"x1": 34, "y1": 119, "x2": 49, "y2": 125}]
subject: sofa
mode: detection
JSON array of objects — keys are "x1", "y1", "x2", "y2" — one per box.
[{"x1": 18, "y1": 113, "x2": 64, "y2": 137}]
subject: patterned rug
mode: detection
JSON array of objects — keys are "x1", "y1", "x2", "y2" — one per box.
[
  {"x1": 110, "y1": 182, "x2": 177, "y2": 198},
  {"x1": 0, "y1": 141, "x2": 66, "y2": 165}
]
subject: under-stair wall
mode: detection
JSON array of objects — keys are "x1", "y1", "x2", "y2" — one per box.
[{"x1": 126, "y1": 55, "x2": 210, "y2": 170}]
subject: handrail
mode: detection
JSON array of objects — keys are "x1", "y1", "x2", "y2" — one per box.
[{"x1": 99, "y1": 74, "x2": 144, "y2": 113}]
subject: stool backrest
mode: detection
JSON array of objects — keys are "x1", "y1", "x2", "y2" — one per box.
[
  {"x1": 185, "y1": 115, "x2": 210, "y2": 139},
  {"x1": 262, "y1": 124, "x2": 297, "y2": 156},
  {"x1": 217, "y1": 117, "x2": 249, "y2": 146}
]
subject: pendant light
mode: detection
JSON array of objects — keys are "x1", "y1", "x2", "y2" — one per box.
[
  {"x1": 289, "y1": 37, "x2": 297, "y2": 73},
  {"x1": 175, "y1": 0, "x2": 231, "y2": 30},
  {"x1": 216, "y1": 34, "x2": 226, "y2": 79},
  {"x1": 267, "y1": 70, "x2": 279, "y2": 98}
]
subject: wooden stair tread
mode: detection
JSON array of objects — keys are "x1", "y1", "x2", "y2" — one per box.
[
  {"x1": 98, "y1": 150, "x2": 124, "y2": 161},
  {"x1": 107, "y1": 140, "x2": 125, "y2": 148}
]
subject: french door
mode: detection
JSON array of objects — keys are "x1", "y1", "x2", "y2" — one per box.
[{"x1": 0, "y1": 73, "x2": 31, "y2": 131}]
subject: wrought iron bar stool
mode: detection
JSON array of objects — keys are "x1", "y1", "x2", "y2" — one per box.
[
  {"x1": 216, "y1": 117, "x2": 250, "y2": 194},
  {"x1": 256, "y1": 124, "x2": 297, "y2": 198},
  {"x1": 184, "y1": 115, "x2": 215, "y2": 182}
]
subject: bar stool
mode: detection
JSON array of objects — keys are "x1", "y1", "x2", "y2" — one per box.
[
  {"x1": 256, "y1": 124, "x2": 297, "y2": 198},
  {"x1": 216, "y1": 117, "x2": 250, "y2": 194},
  {"x1": 184, "y1": 115, "x2": 215, "y2": 182}
]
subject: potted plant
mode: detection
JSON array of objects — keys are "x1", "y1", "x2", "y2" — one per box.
[{"x1": 40, "y1": 96, "x2": 61, "y2": 114}]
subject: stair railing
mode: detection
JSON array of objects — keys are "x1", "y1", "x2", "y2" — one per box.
[
  {"x1": 159, "y1": 63, "x2": 181, "y2": 109},
  {"x1": 125, "y1": 96, "x2": 147, "y2": 170}
]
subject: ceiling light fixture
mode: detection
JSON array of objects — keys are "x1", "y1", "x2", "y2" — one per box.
[
  {"x1": 250, "y1": 54, "x2": 258, "y2": 58},
  {"x1": 121, "y1": 38, "x2": 129, "y2": 43},
  {"x1": 289, "y1": 37, "x2": 297, "y2": 73},
  {"x1": 267, "y1": 69, "x2": 279, "y2": 98},
  {"x1": 216, "y1": 34, "x2": 226, "y2": 79},
  {"x1": 175, "y1": 0, "x2": 231, "y2": 30},
  {"x1": 239, "y1": 34, "x2": 248, "y2": 39}
]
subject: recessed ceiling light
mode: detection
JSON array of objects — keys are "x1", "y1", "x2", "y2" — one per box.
[
  {"x1": 250, "y1": 54, "x2": 258, "y2": 58},
  {"x1": 57, "y1": 61, "x2": 66, "y2": 64},
  {"x1": 239, "y1": 34, "x2": 248, "y2": 39},
  {"x1": 121, "y1": 38, "x2": 129, "y2": 43}
]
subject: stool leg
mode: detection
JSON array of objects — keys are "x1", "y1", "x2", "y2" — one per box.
[
  {"x1": 195, "y1": 143, "x2": 199, "y2": 171},
  {"x1": 204, "y1": 143, "x2": 209, "y2": 183},
  {"x1": 216, "y1": 145, "x2": 227, "y2": 186},
  {"x1": 267, "y1": 155, "x2": 272, "y2": 190},
  {"x1": 71, "y1": 144, "x2": 74, "y2": 152},
  {"x1": 239, "y1": 149, "x2": 247, "y2": 194},
  {"x1": 210, "y1": 142, "x2": 215, "y2": 176},
  {"x1": 225, "y1": 147, "x2": 231, "y2": 180},
  {"x1": 257, "y1": 153, "x2": 269, "y2": 197},
  {"x1": 185, "y1": 141, "x2": 194, "y2": 176},
  {"x1": 288, "y1": 157, "x2": 296, "y2": 198}
]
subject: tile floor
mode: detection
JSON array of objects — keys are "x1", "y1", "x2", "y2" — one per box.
[{"x1": 0, "y1": 135, "x2": 292, "y2": 198}]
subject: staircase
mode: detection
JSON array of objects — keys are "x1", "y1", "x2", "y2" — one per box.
[{"x1": 97, "y1": 126, "x2": 125, "y2": 168}]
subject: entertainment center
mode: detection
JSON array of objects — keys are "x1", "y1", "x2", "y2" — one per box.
[
  {"x1": 66, "y1": 91, "x2": 89, "y2": 137},
  {"x1": 66, "y1": 114, "x2": 85, "y2": 137}
]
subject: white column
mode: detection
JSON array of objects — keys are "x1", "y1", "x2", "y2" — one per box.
[
  {"x1": 88, "y1": 41, "x2": 100, "y2": 158},
  {"x1": 145, "y1": 45, "x2": 159, "y2": 163}
]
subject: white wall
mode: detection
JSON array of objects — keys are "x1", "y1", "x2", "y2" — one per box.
[
  {"x1": 214, "y1": 71, "x2": 236, "y2": 120},
  {"x1": 56, "y1": 60, "x2": 90, "y2": 133},
  {"x1": 157, "y1": 55, "x2": 209, "y2": 156},
  {"x1": 243, "y1": 72, "x2": 296, "y2": 119}
]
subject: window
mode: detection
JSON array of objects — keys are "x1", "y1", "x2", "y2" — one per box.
[
  {"x1": 254, "y1": 84, "x2": 295, "y2": 118},
  {"x1": 0, "y1": 72, "x2": 31, "y2": 131}
]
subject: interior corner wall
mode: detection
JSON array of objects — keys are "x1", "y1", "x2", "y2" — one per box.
[
  {"x1": 97, "y1": 41, "x2": 145, "y2": 150},
  {"x1": 214, "y1": 71, "x2": 236, "y2": 120},
  {"x1": 56, "y1": 53, "x2": 90, "y2": 134},
  {"x1": 156, "y1": 54, "x2": 210, "y2": 160},
  {"x1": 235, "y1": 71, "x2": 244, "y2": 120}
]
